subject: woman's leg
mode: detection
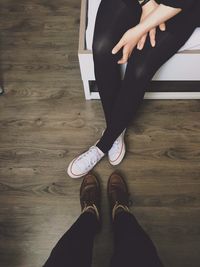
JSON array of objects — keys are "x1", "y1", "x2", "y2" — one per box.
[
  {"x1": 67, "y1": 2, "x2": 197, "y2": 179},
  {"x1": 96, "y1": 8, "x2": 197, "y2": 153},
  {"x1": 67, "y1": 0, "x2": 141, "y2": 178},
  {"x1": 92, "y1": 0, "x2": 142, "y2": 126}
]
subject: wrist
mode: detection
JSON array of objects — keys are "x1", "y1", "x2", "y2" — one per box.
[
  {"x1": 134, "y1": 23, "x2": 147, "y2": 37},
  {"x1": 141, "y1": 0, "x2": 156, "y2": 9}
]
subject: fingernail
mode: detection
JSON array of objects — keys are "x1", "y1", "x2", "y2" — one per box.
[
  {"x1": 161, "y1": 25, "x2": 166, "y2": 31},
  {"x1": 112, "y1": 49, "x2": 116, "y2": 54}
]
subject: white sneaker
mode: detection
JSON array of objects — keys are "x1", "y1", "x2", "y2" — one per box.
[
  {"x1": 108, "y1": 130, "x2": 126, "y2": 166},
  {"x1": 67, "y1": 146, "x2": 104, "y2": 178}
]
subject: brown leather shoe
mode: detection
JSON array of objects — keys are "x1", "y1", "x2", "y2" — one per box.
[
  {"x1": 80, "y1": 172, "x2": 101, "y2": 221},
  {"x1": 107, "y1": 172, "x2": 130, "y2": 220}
]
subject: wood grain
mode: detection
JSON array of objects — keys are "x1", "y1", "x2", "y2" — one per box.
[{"x1": 0, "y1": 1, "x2": 200, "y2": 267}]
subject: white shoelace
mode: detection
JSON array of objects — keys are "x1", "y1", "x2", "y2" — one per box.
[{"x1": 76, "y1": 146, "x2": 103, "y2": 172}]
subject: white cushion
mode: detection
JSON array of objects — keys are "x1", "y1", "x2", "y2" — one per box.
[
  {"x1": 86, "y1": 0, "x2": 200, "y2": 52},
  {"x1": 85, "y1": 0, "x2": 101, "y2": 50},
  {"x1": 179, "y1": 28, "x2": 200, "y2": 51}
]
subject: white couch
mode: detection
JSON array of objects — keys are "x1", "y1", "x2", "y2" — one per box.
[{"x1": 78, "y1": 0, "x2": 200, "y2": 99}]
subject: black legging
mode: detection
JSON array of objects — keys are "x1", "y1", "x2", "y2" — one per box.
[{"x1": 93, "y1": 0, "x2": 198, "y2": 153}]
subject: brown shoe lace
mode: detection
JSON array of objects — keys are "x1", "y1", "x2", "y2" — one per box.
[
  {"x1": 82, "y1": 203, "x2": 100, "y2": 220},
  {"x1": 81, "y1": 183, "x2": 100, "y2": 220}
]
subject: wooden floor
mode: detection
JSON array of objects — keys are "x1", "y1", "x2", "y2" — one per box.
[{"x1": 0, "y1": 1, "x2": 200, "y2": 266}]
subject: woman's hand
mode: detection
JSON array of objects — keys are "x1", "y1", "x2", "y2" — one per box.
[
  {"x1": 137, "y1": 0, "x2": 166, "y2": 50},
  {"x1": 112, "y1": 25, "x2": 145, "y2": 64},
  {"x1": 112, "y1": 1, "x2": 181, "y2": 64}
]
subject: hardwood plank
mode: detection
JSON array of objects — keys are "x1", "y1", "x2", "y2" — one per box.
[{"x1": 0, "y1": 0, "x2": 200, "y2": 266}]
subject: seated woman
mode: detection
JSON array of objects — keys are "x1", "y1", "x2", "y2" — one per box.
[{"x1": 67, "y1": 0, "x2": 200, "y2": 178}]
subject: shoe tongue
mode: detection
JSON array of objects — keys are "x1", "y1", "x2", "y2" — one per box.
[
  {"x1": 95, "y1": 146, "x2": 104, "y2": 157},
  {"x1": 77, "y1": 147, "x2": 99, "y2": 171}
]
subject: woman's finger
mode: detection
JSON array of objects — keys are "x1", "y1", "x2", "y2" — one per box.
[
  {"x1": 137, "y1": 33, "x2": 147, "y2": 50},
  {"x1": 149, "y1": 28, "x2": 156, "y2": 47},
  {"x1": 112, "y1": 38, "x2": 125, "y2": 54},
  {"x1": 117, "y1": 45, "x2": 130, "y2": 64},
  {"x1": 159, "y1": 22, "x2": 166, "y2": 31}
]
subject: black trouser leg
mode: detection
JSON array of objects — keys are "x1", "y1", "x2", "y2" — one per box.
[
  {"x1": 93, "y1": 0, "x2": 197, "y2": 153},
  {"x1": 43, "y1": 212, "x2": 99, "y2": 267},
  {"x1": 110, "y1": 212, "x2": 163, "y2": 267}
]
